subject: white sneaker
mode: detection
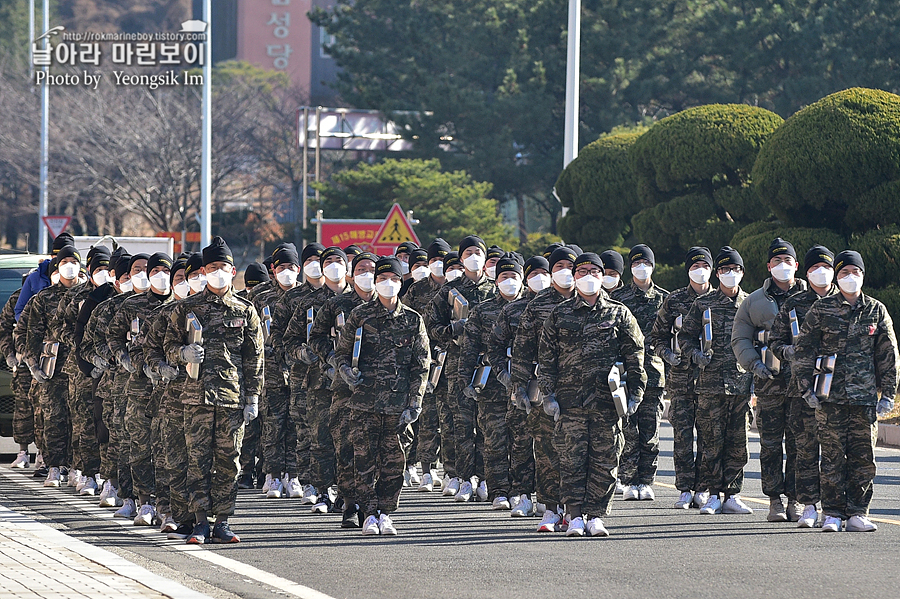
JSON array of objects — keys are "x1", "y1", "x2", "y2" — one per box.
[
  {"x1": 33, "y1": 452, "x2": 44, "y2": 470},
  {"x1": 285, "y1": 477, "x2": 303, "y2": 498},
  {"x1": 431, "y1": 470, "x2": 443, "y2": 488},
  {"x1": 536, "y1": 510, "x2": 560, "y2": 532},
  {"x1": 622, "y1": 485, "x2": 639, "y2": 501},
  {"x1": 300, "y1": 484, "x2": 318, "y2": 504},
  {"x1": 44, "y1": 467, "x2": 61, "y2": 487},
  {"x1": 638, "y1": 484, "x2": 655, "y2": 500},
  {"x1": 586, "y1": 517, "x2": 610, "y2": 537},
  {"x1": 566, "y1": 516, "x2": 585, "y2": 537},
  {"x1": 75, "y1": 475, "x2": 86, "y2": 492},
  {"x1": 312, "y1": 487, "x2": 338, "y2": 514},
  {"x1": 402, "y1": 468, "x2": 411, "y2": 487},
  {"x1": 407, "y1": 465, "x2": 421, "y2": 486},
  {"x1": 417, "y1": 473, "x2": 434, "y2": 492},
  {"x1": 114, "y1": 498, "x2": 136, "y2": 519},
  {"x1": 441, "y1": 474, "x2": 451, "y2": 492},
  {"x1": 98, "y1": 480, "x2": 111, "y2": 504},
  {"x1": 10, "y1": 450, "x2": 29, "y2": 469},
  {"x1": 534, "y1": 502, "x2": 547, "y2": 516},
  {"x1": 492, "y1": 496, "x2": 511, "y2": 510},
  {"x1": 700, "y1": 495, "x2": 722, "y2": 515},
  {"x1": 723, "y1": 495, "x2": 753, "y2": 515},
  {"x1": 67, "y1": 469, "x2": 81, "y2": 487},
  {"x1": 693, "y1": 491, "x2": 710, "y2": 509},
  {"x1": 362, "y1": 515, "x2": 380, "y2": 535},
  {"x1": 615, "y1": 479, "x2": 625, "y2": 494},
  {"x1": 261, "y1": 474, "x2": 273, "y2": 494},
  {"x1": 79, "y1": 476, "x2": 98, "y2": 496},
  {"x1": 443, "y1": 477, "x2": 461, "y2": 497},
  {"x1": 821, "y1": 516, "x2": 842, "y2": 532},
  {"x1": 846, "y1": 515, "x2": 877, "y2": 532},
  {"x1": 476, "y1": 480, "x2": 488, "y2": 502},
  {"x1": 159, "y1": 514, "x2": 178, "y2": 533},
  {"x1": 798, "y1": 504, "x2": 819, "y2": 529},
  {"x1": 454, "y1": 481, "x2": 473, "y2": 502},
  {"x1": 266, "y1": 478, "x2": 283, "y2": 499},
  {"x1": 511, "y1": 494, "x2": 534, "y2": 517},
  {"x1": 675, "y1": 491, "x2": 693, "y2": 509},
  {"x1": 133, "y1": 504, "x2": 156, "y2": 526},
  {"x1": 378, "y1": 513, "x2": 397, "y2": 535},
  {"x1": 100, "y1": 484, "x2": 123, "y2": 508}
]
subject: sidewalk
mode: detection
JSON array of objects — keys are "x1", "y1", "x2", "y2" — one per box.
[{"x1": 0, "y1": 504, "x2": 210, "y2": 599}]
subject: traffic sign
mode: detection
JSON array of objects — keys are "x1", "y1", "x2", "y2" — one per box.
[
  {"x1": 372, "y1": 203, "x2": 420, "y2": 249},
  {"x1": 42, "y1": 215, "x2": 72, "y2": 238}
]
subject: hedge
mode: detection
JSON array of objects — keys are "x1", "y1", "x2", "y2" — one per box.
[{"x1": 849, "y1": 226, "x2": 900, "y2": 290}]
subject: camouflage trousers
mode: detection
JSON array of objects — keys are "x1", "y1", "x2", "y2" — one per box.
[
  {"x1": 816, "y1": 403, "x2": 877, "y2": 520},
  {"x1": 162, "y1": 401, "x2": 190, "y2": 524},
  {"x1": 448, "y1": 372, "x2": 485, "y2": 481},
  {"x1": 433, "y1": 375, "x2": 456, "y2": 478},
  {"x1": 789, "y1": 396, "x2": 820, "y2": 505},
  {"x1": 695, "y1": 393, "x2": 749, "y2": 497},
  {"x1": 506, "y1": 404, "x2": 535, "y2": 498},
  {"x1": 183, "y1": 404, "x2": 244, "y2": 517},
  {"x1": 239, "y1": 415, "x2": 262, "y2": 478},
  {"x1": 308, "y1": 388, "x2": 336, "y2": 490},
  {"x1": 263, "y1": 385, "x2": 298, "y2": 477},
  {"x1": 67, "y1": 371, "x2": 100, "y2": 477},
  {"x1": 527, "y1": 407, "x2": 559, "y2": 507},
  {"x1": 98, "y1": 382, "x2": 116, "y2": 481},
  {"x1": 477, "y1": 387, "x2": 512, "y2": 500},
  {"x1": 755, "y1": 393, "x2": 797, "y2": 499},
  {"x1": 124, "y1": 395, "x2": 156, "y2": 500},
  {"x1": 329, "y1": 393, "x2": 355, "y2": 504},
  {"x1": 35, "y1": 374, "x2": 70, "y2": 468},
  {"x1": 12, "y1": 368, "x2": 36, "y2": 447},
  {"x1": 557, "y1": 406, "x2": 623, "y2": 518},
  {"x1": 414, "y1": 391, "x2": 441, "y2": 470},
  {"x1": 114, "y1": 385, "x2": 134, "y2": 499},
  {"x1": 351, "y1": 409, "x2": 405, "y2": 517},
  {"x1": 288, "y1": 381, "x2": 311, "y2": 482},
  {"x1": 619, "y1": 387, "x2": 664, "y2": 486},
  {"x1": 668, "y1": 390, "x2": 703, "y2": 493}
]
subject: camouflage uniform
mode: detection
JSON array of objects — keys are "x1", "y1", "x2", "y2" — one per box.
[
  {"x1": 247, "y1": 279, "x2": 275, "y2": 302},
  {"x1": 794, "y1": 293, "x2": 899, "y2": 520},
  {"x1": 163, "y1": 288, "x2": 263, "y2": 517},
  {"x1": 427, "y1": 275, "x2": 496, "y2": 482},
  {"x1": 334, "y1": 299, "x2": 430, "y2": 517},
  {"x1": 731, "y1": 279, "x2": 806, "y2": 500},
  {"x1": 611, "y1": 282, "x2": 668, "y2": 487},
  {"x1": 538, "y1": 294, "x2": 646, "y2": 517},
  {"x1": 649, "y1": 285, "x2": 709, "y2": 492},
  {"x1": 459, "y1": 293, "x2": 512, "y2": 500},
  {"x1": 681, "y1": 288, "x2": 751, "y2": 497},
  {"x1": 13, "y1": 299, "x2": 42, "y2": 455},
  {"x1": 490, "y1": 293, "x2": 535, "y2": 499},
  {"x1": 769, "y1": 284, "x2": 839, "y2": 505},
  {"x1": 511, "y1": 287, "x2": 571, "y2": 508},
  {"x1": 1, "y1": 290, "x2": 34, "y2": 447}
]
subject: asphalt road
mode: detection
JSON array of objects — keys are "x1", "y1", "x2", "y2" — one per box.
[{"x1": 1, "y1": 422, "x2": 898, "y2": 599}]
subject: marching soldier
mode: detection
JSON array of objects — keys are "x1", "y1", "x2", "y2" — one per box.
[
  {"x1": 239, "y1": 262, "x2": 269, "y2": 299},
  {"x1": 247, "y1": 255, "x2": 275, "y2": 301},
  {"x1": 484, "y1": 245, "x2": 505, "y2": 281},
  {"x1": 794, "y1": 250, "x2": 898, "y2": 533},
  {"x1": 2, "y1": 276, "x2": 34, "y2": 470},
  {"x1": 15, "y1": 294, "x2": 46, "y2": 477},
  {"x1": 400, "y1": 248, "x2": 428, "y2": 300},
  {"x1": 599, "y1": 250, "x2": 625, "y2": 293}
]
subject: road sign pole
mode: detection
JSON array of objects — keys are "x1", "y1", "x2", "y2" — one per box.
[
  {"x1": 563, "y1": 0, "x2": 581, "y2": 169},
  {"x1": 199, "y1": 0, "x2": 212, "y2": 248},
  {"x1": 38, "y1": 0, "x2": 49, "y2": 254}
]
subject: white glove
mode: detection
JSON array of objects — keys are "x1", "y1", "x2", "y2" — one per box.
[{"x1": 244, "y1": 396, "x2": 259, "y2": 425}]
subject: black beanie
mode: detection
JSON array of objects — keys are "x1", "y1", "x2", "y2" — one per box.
[
  {"x1": 834, "y1": 250, "x2": 865, "y2": 274},
  {"x1": 574, "y1": 252, "x2": 604, "y2": 271},
  {"x1": 128, "y1": 253, "x2": 150, "y2": 273},
  {"x1": 147, "y1": 252, "x2": 173, "y2": 273},
  {"x1": 428, "y1": 238, "x2": 452, "y2": 261},
  {"x1": 409, "y1": 248, "x2": 429, "y2": 266},
  {"x1": 566, "y1": 244, "x2": 584, "y2": 256},
  {"x1": 352, "y1": 251, "x2": 378, "y2": 273},
  {"x1": 375, "y1": 257, "x2": 403, "y2": 278},
  {"x1": 243, "y1": 262, "x2": 269, "y2": 287},
  {"x1": 804, "y1": 245, "x2": 835, "y2": 272},
  {"x1": 685, "y1": 246, "x2": 714, "y2": 271},
  {"x1": 113, "y1": 253, "x2": 132, "y2": 280},
  {"x1": 629, "y1": 244, "x2": 655, "y2": 266},
  {"x1": 495, "y1": 255, "x2": 524, "y2": 277},
  {"x1": 52, "y1": 232, "x2": 75, "y2": 254},
  {"x1": 202, "y1": 236, "x2": 234, "y2": 266},
  {"x1": 543, "y1": 243, "x2": 564, "y2": 259},
  {"x1": 443, "y1": 251, "x2": 460, "y2": 273},
  {"x1": 524, "y1": 256, "x2": 550, "y2": 278},
  {"x1": 768, "y1": 237, "x2": 796, "y2": 262},
  {"x1": 321, "y1": 246, "x2": 348, "y2": 264},
  {"x1": 56, "y1": 245, "x2": 81, "y2": 265},
  {"x1": 272, "y1": 244, "x2": 300, "y2": 268},
  {"x1": 715, "y1": 246, "x2": 744, "y2": 269},
  {"x1": 548, "y1": 246, "x2": 578, "y2": 269},
  {"x1": 170, "y1": 258, "x2": 187, "y2": 284},
  {"x1": 88, "y1": 246, "x2": 111, "y2": 274},
  {"x1": 600, "y1": 250, "x2": 625, "y2": 275},
  {"x1": 345, "y1": 244, "x2": 363, "y2": 258},
  {"x1": 301, "y1": 242, "x2": 325, "y2": 264},
  {"x1": 487, "y1": 245, "x2": 506, "y2": 260},
  {"x1": 184, "y1": 253, "x2": 203, "y2": 278},
  {"x1": 458, "y1": 235, "x2": 486, "y2": 255},
  {"x1": 395, "y1": 241, "x2": 418, "y2": 255},
  {"x1": 262, "y1": 255, "x2": 274, "y2": 270}
]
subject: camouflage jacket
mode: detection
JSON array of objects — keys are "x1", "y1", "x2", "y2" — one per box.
[
  {"x1": 55, "y1": 283, "x2": 93, "y2": 376},
  {"x1": 108, "y1": 290, "x2": 172, "y2": 395},
  {"x1": 458, "y1": 293, "x2": 515, "y2": 396},
  {"x1": 426, "y1": 273, "x2": 497, "y2": 349},
  {"x1": 681, "y1": 287, "x2": 751, "y2": 396},
  {"x1": 769, "y1": 285, "x2": 839, "y2": 397},
  {"x1": 510, "y1": 287, "x2": 574, "y2": 388},
  {"x1": 334, "y1": 299, "x2": 430, "y2": 415},
  {"x1": 403, "y1": 276, "x2": 442, "y2": 320},
  {"x1": 13, "y1": 296, "x2": 33, "y2": 358},
  {"x1": 649, "y1": 284, "x2": 711, "y2": 392},
  {"x1": 794, "y1": 292, "x2": 899, "y2": 406},
  {"x1": 269, "y1": 281, "x2": 319, "y2": 392},
  {"x1": 284, "y1": 283, "x2": 347, "y2": 392},
  {"x1": 538, "y1": 294, "x2": 646, "y2": 412},
  {"x1": 251, "y1": 284, "x2": 292, "y2": 392},
  {"x1": 143, "y1": 299, "x2": 187, "y2": 410},
  {"x1": 0, "y1": 289, "x2": 20, "y2": 359},
  {"x1": 611, "y1": 281, "x2": 669, "y2": 388},
  {"x1": 81, "y1": 291, "x2": 132, "y2": 368},
  {"x1": 308, "y1": 286, "x2": 369, "y2": 392},
  {"x1": 487, "y1": 292, "x2": 534, "y2": 380},
  {"x1": 24, "y1": 283, "x2": 75, "y2": 367},
  {"x1": 248, "y1": 279, "x2": 275, "y2": 302},
  {"x1": 163, "y1": 287, "x2": 263, "y2": 408}
]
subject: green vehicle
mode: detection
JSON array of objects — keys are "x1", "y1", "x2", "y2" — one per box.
[{"x1": 0, "y1": 253, "x2": 48, "y2": 437}]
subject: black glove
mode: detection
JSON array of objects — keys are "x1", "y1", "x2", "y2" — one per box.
[
  {"x1": 117, "y1": 350, "x2": 135, "y2": 373},
  {"x1": 803, "y1": 388, "x2": 820, "y2": 409},
  {"x1": 782, "y1": 345, "x2": 796, "y2": 362},
  {"x1": 660, "y1": 348, "x2": 681, "y2": 366},
  {"x1": 451, "y1": 319, "x2": 467, "y2": 337},
  {"x1": 750, "y1": 359, "x2": 774, "y2": 380},
  {"x1": 298, "y1": 345, "x2": 318, "y2": 365},
  {"x1": 158, "y1": 362, "x2": 178, "y2": 382},
  {"x1": 497, "y1": 370, "x2": 512, "y2": 389},
  {"x1": 462, "y1": 384, "x2": 477, "y2": 399},
  {"x1": 340, "y1": 364, "x2": 362, "y2": 389},
  {"x1": 691, "y1": 349, "x2": 713, "y2": 367}
]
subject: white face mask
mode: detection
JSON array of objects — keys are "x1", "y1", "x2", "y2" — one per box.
[
  {"x1": 323, "y1": 262, "x2": 347, "y2": 283},
  {"x1": 411, "y1": 265, "x2": 430, "y2": 281},
  {"x1": 602, "y1": 275, "x2": 620, "y2": 290},
  {"x1": 174, "y1": 280, "x2": 191, "y2": 299},
  {"x1": 91, "y1": 271, "x2": 110, "y2": 287},
  {"x1": 552, "y1": 268, "x2": 574, "y2": 289},
  {"x1": 770, "y1": 262, "x2": 795, "y2": 283},
  {"x1": 485, "y1": 265, "x2": 496, "y2": 280},
  {"x1": 807, "y1": 266, "x2": 834, "y2": 288},
  {"x1": 131, "y1": 271, "x2": 151, "y2": 291},
  {"x1": 445, "y1": 269, "x2": 464, "y2": 282},
  {"x1": 631, "y1": 264, "x2": 653, "y2": 281},
  {"x1": 527, "y1": 273, "x2": 551, "y2": 293},
  {"x1": 837, "y1": 273, "x2": 863, "y2": 294},
  {"x1": 150, "y1": 271, "x2": 170, "y2": 294},
  {"x1": 50, "y1": 272, "x2": 61, "y2": 285},
  {"x1": 118, "y1": 279, "x2": 133, "y2": 293},
  {"x1": 375, "y1": 279, "x2": 402, "y2": 299},
  {"x1": 355, "y1": 272, "x2": 375, "y2": 292},
  {"x1": 719, "y1": 270, "x2": 743, "y2": 289},
  {"x1": 59, "y1": 263, "x2": 80, "y2": 281},
  {"x1": 206, "y1": 268, "x2": 233, "y2": 289},
  {"x1": 689, "y1": 267, "x2": 712, "y2": 285},
  {"x1": 399, "y1": 260, "x2": 410, "y2": 275},
  {"x1": 497, "y1": 277, "x2": 522, "y2": 297},
  {"x1": 463, "y1": 253, "x2": 485, "y2": 273},
  {"x1": 576, "y1": 274, "x2": 603, "y2": 295},
  {"x1": 429, "y1": 261, "x2": 444, "y2": 278},
  {"x1": 276, "y1": 267, "x2": 299, "y2": 287},
  {"x1": 303, "y1": 261, "x2": 322, "y2": 280},
  {"x1": 188, "y1": 274, "x2": 206, "y2": 293},
  {"x1": 77, "y1": 273, "x2": 88, "y2": 285}
]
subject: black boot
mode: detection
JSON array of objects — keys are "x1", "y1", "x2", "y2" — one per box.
[
  {"x1": 341, "y1": 503, "x2": 361, "y2": 529},
  {"x1": 237, "y1": 471, "x2": 253, "y2": 490}
]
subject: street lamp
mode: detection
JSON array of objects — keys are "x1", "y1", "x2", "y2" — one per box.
[{"x1": 563, "y1": 0, "x2": 581, "y2": 170}]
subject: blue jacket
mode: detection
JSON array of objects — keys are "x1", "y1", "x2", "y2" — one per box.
[{"x1": 15, "y1": 260, "x2": 51, "y2": 321}]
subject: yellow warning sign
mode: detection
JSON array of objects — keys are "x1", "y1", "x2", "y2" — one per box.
[{"x1": 372, "y1": 203, "x2": 420, "y2": 248}]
